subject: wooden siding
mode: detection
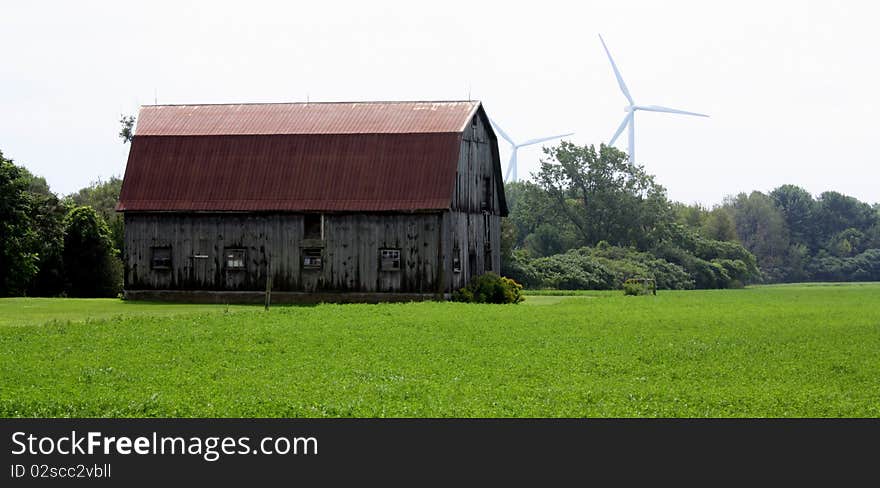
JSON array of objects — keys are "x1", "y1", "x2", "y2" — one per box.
[
  {"x1": 443, "y1": 211, "x2": 501, "y2": 290},
  {"x1": 443, "y1": 110, "x2": 503, "y2": 290},
  {"x1": 125, "y1": 212, "x2": 443, "y2": 293},
  {"x1": 452, "y1": 112, "x2": 500, "y2": 214}
]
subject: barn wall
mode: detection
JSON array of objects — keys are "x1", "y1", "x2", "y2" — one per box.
[
  {"x1": 445, "y1": 111, "x2": 503, "y2": 288},
  {"x1": 124, "y1": 212, "x2": 444, "y2": 293},
  {"x1": 452, "y1": 112, "x2": 500, "y2": 214}
]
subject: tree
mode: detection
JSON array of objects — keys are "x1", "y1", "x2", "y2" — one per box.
[
  {"x1": 701, "y1": 207, "x2": 738, "y2": 242},
  {"x1": 728, "y1": 192, "x2": 791, "y2": 281},
  {"x1": 770, "y1": 185, "x2": 818, "y2": 250},
  {"x1": 67, "y1": 176, "x2": 124, "y2": 253},
  {"x1": 673, "y1": 202, "x2": 707, "y2": 231},
  {"x1": 504, "y1": 181, "x2": 580, "y2": 257},
  {"x1": 62, "y1": 206, "x2": 122, "y2": 297},
  {"x1": 18, "y1": 167, "x2": 68, "y2": 296},
  {"x1": 119, "y1": 115, "x2": 136, "y2": 144},
  {"x1": 815, "y1": 191, "x2": 876, "y2": 246},
  {"x1": 535, "y1": 143, "x2": 672, "y2": 250},
  {"x1": 0, "y1": 150, "x2": 40, "y2": 295}
]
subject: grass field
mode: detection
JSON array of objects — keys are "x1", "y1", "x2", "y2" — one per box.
[{"x1": 1, "y1": 284, "x2": 878, "y2": 417}]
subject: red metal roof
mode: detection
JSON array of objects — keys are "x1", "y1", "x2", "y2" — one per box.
[
  {"x1": 135, "y1": 101, "x2": 480, "y2": 136},
  {"x1": 118, "y1": 101, "x2": 485, "y2": 212}
]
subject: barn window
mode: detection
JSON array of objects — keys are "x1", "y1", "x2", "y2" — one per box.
[
  {"x1": 380, "y1": 248, "x2": 401, "y2": 271},
  {"x1": 225, "y1": 249, "x2": 246, "y2": 270},
  {"x1": 452, "y1": 247, "x2": 462, "y2": 273},
  {"x1": 151, "y1": 247, "x2": 172, "y2": 270},
  {"x1": 304, "y1": 214, "x2": 323, "y2": 240},
  {"x1": 303, "y1": 248, "x2": 323, "y2": 270}
]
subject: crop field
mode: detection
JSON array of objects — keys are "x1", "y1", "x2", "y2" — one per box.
[{"x1": 1, "y1": 284, "x2": 879, "y2": 417}]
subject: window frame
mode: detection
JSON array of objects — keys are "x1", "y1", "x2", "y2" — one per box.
[
  {"x1": 151, "y1": 246, "x2": 172, "y2": 270},
  {"x1": 380, "y1": 248, "x2": 402, "y2": 272},
  {"x1": 452, "y1": 247, "x2": 462, "y2": 273},
  {"x1": 224, "y1": 248, "x2": 246, "y2": 271},
  {"x1": 302, "y1": 248, "x2": 323, "y2": 270},
  {"x1": 304, "y1": 214, "x2": 323, "y2": 240}
]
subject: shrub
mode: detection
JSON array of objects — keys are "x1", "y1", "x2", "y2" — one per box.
[
  {"x1": 501, "y1": 250, "x2": 543, "y2": 288},
  {"x1": 623, "y1": 278, "x2": 656, "y2": 296},
  {"x1": 531, "y1": 251, "x2": 615, "y2": 290},
  {"x1": 453, "y1": 273, "x2": 524, "y2": 304}
]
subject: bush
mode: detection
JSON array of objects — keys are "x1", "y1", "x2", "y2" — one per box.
[
  {"x1": 623, "y1": 278, "x2": 656, "y2": 296},
  {"x1": 501, "y1": 250, "x2": 543, "y2": 288},
  {"x1": 453, "y1": 273, "x2": 524, "y2": 304}
]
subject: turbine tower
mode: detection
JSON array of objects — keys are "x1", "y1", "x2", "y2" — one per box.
[
  {"x1": 489, "y1": 119, "x2": 573, "y2": 183},
  {"x1": 599, "y1": 34, "x2": 709, "y2": 164}
]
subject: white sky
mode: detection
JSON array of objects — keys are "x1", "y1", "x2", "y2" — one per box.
[{"x1": 2, "y1": 0, "x2": 877, "y2": 206}]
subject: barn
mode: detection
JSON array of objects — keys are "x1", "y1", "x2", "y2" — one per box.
[{"x1": 116, "y1": 101, "x2": 508, "y2": 303}]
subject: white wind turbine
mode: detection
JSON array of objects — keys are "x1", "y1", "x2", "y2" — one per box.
[
  {"x1": 490, "y1": 119, "x2": 573, "y2": 183},
  {"x1": 600, "y1": 34, "x2": 709, "y2": 164}
]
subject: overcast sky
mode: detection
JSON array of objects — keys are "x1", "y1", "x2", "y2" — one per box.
[{"x1": 3, "y1": 0, "x2": 877, "y2": 206}]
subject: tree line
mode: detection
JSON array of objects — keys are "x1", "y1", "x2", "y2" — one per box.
[
  {"x1": 502, "y1": 142, "x2": 880, "y2": 289},
  {"x1": 0, "y1": 149, "x2": 123, "y2": 297}
]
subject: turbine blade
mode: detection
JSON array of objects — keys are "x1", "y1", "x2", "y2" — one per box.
[
  {"x1": 599, "y1": 34, "x2": 634, "y2": 105},
  {"x1": 609, "y1": 114, "x2": 630, "y2": 146},
  {"x1": 635, "y1": 105, "x2": 709, "y2": 117},
  {"x1": 518, "y1": 133, "x2": 574, "y2": 147},
  {"x1": 504, "y1": 150, "x2": 516, "y2": 183},
  {"x1": 489, "y1": 117, "x2": 516, "y2": 146}
]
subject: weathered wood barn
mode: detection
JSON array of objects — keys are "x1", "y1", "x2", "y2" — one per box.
[{"x1": 116, "y1": 101, "x2": 508, "y2": 302}]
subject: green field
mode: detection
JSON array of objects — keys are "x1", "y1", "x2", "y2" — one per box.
[{"x1": 2, "y1": 284, "x2": 879, "y2": 417}]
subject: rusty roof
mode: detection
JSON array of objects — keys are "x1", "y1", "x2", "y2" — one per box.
[
  {"x1": 118, "y1": 101, "x2": 496, "y2": 213},
  {"x1": 135, "y1": 101, "x2": 481, "y2": 136}
]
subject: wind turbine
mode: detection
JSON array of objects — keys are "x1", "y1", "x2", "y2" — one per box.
[
  {"x1": 490, "y1": 119, "x2": 573, "y2": 183},
  {"x1": 599, "y1": 34, "x2": 709, "y2": 164}
]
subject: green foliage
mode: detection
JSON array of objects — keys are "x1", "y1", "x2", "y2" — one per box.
[
  {"x1": 770, "y1": 185, "x2": 818, "y2": 250},
  {"x1": 66, "y1": 176, "x2": 124, "y2": 253},
  {"x1": 0, "y1": 151, "x2": 41, "y2": 296},
  {"x1": 535, "y1": 143, "x2": 673, "y2": 250},
  {"x1": 453, "y1": 272, "x2": 524, "y2": 304},
  {"x1": 728, "y1": 191, "x2": 791, "y2": 282},
  {"x1": 16, "y1": 166, "x2": 69, "y2": 296},
  {"x1": 531, "y1": 250, "x2": 616, "y2": 290},
  {"x1": 816, "y1": 191, "x2": 876, "y2": 241},
  {"x1": 504, "y1": 181, "x2": 580, "y2": 257},
  {"x1": 2, "y1": 284, "x2": 880, "y2": 417},
  {"x1": 622, "y1": 278, "x2": 656, "y2": 296},
  {"x1": 672, "y1": 202, "x2": 707, "y2": 231},
  {"x1": 807, "y1": 249, "x2": 880, "y2": 282},
  {"x1": 118, "y1": 114, "x2": 135, "y2": 144},
  {"x1": 501, "y1": 250, "x2": 543, "y2": 289},
  {"x1": 62, "y1": 206, "x2": 122, "y2": 297},
  {"x1": 701, "y1": 207, "x2": 738, "y2": 242},
  {"x1": 718, "y1": 186, "x2": 880, "y2": 283},
  {"x1": 522, "y1": 245, "x2": 695, "y2": 290},
  {"x1": 504, "y1": 142, "x2": 759, "y2": 289}
]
